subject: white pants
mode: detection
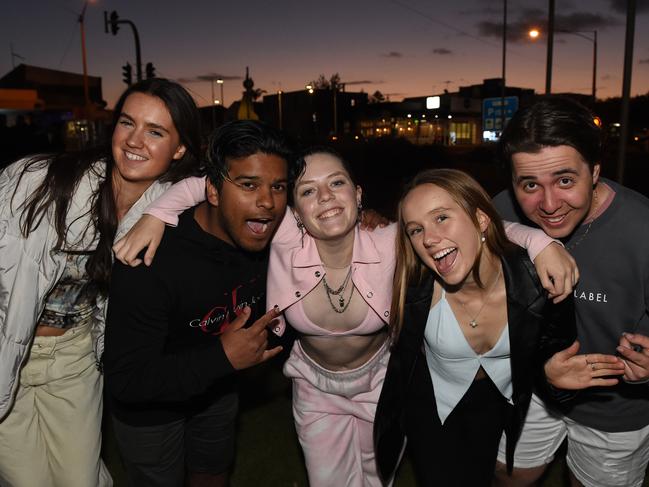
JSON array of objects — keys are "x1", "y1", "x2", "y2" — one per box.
[
  {"x1": 0, "y1": 324, "x2": 112, "y2": 487},
  {"x1": 497, "y1": 393, "x2": 649, "y2": 487}
]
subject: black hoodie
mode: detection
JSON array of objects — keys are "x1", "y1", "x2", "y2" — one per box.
[{"x1": 105, "y1": 206, "x2": 269, "y2": 426}]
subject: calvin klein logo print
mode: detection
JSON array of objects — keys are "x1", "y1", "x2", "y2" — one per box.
[{"x1": 188, "y1": 283, "x2": 264, "y2": 334}]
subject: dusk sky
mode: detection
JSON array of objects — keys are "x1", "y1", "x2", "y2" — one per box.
[{"x1": 2, "y1": 0, "x2": 648, "y2": 109}]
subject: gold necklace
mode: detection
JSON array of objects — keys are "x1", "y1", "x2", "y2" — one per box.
[{"x1": 455, "y1": 267, "x2": 502, "y2": 329}]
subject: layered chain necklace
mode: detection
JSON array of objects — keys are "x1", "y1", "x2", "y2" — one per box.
[
  {"x1": 322, "y1": 266, "x2": 354, "y2": 313},
  {"x1": 456, "y1": 267, "x2": 502, "y2": 329}
]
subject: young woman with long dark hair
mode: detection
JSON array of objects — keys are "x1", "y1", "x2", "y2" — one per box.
[{"x1": 0, "y1": 78, "x2": 202, "y2": 486}]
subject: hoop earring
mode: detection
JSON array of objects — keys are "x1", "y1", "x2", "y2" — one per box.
[{"x1": 357, "y1": 202, "x2": 363, "y2": 224}]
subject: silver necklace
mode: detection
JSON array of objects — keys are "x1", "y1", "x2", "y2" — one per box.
[
  {"x1": 566, "y1": 187, "x2": 598, "y2": 251},
  {"x1": 322, "y1": 267, "x2": 354, "y2": 313},
  {"x1": 455, "y1": 267, "x2": 502, "y2": 329}
]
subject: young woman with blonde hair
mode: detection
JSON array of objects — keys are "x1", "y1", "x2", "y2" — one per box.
[{"x1": 374, "y1": 169, "x2": 624, "y2": 486}]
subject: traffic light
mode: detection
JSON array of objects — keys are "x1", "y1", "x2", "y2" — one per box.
[
  {"x1": 104, "y1": 11, "x2": 120, "y2": 35},
  {"x1": 122, "y1": 63, "x2": 132, "y2": 86},
  {"x1": 145, "y1": 62, "x2": 156, "y2": 79}
]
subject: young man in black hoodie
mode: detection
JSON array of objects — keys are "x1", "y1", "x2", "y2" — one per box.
[{"x1": 104, "y1": 120, "x2": 292, "y2": 487}]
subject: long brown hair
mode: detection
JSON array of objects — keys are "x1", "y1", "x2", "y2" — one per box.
[
  {"x1": 391, "y1": 168, "x2": 514, "y2": 339},
  {"x1": 13, "y1": 78, "x2": 202, "y2": 294}
]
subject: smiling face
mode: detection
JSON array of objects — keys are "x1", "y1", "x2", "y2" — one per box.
[
  {"x1": 401, "y1": 183, "x2": 489, "y2": 286},
  {"x1": 511, "y1": 145, "x2": 600, "y2": 239},
  {"x1": 111, "y1": 92, "x2": 186, "y2": 188},
  {"x1": 293, "y1": 152, "x2": 362, "y2": 241},
  {"x1": 207, "y1": 151, "x2": 288, "y2": 252}
]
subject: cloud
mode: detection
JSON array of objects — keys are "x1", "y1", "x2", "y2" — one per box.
[
  {"x1": 344, "y1": 80, "x2": 385, "y2": 85},
  {"x1": 601, "y1": 74, "x2": 615, "y2": 80},
  {"x1": 476, "y1": 7, "x2": 546, "y2": 42},
  {"x1": 640, "y1": 59, "x2": 649, "y2": 65},
  {"x1": 196, "y1": 73, "x2": 242, "y2": 81},
  {"x1": 178, "y1": 73, "x2": 243, "y2": 83},
  {"x1": 555, "y1": 12, "x2": 619, "y2": 31},
  {"x1": 432, "y1": 48, "x2": 452, "y2": 55},
  {"x1": 609, "y1": 0, "x2": 649, "y2": 14},
  {"x1": 381, "y1": 51, "x2": 403, "y2": 58},
  {"x1": 476, "y1": 10, "x2": 617, "y2": 43}
]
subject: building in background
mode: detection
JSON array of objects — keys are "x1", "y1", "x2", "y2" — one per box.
[
  {"x1": 0, "y1": 64, "x2": 109, "y2": 160},
  {"x1": 263, "y1": 88, "x2": 368, "y2": 142},
  {"x1": 357, "y1": 79, "x2": 536, "y2": 146}
]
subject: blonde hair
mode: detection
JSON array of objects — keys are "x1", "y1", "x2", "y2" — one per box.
[{"x1": 390, "y1": 169, "x2": 513, "y2": 339}]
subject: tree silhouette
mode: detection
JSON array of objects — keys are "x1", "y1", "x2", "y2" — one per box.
[{"x1": 369, "y1": 90, "x2": 386, "y2": 103}]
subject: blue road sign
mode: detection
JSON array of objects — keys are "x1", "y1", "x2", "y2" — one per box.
[{"x1": 482, "y1": 96, "x2": 519, "y2": 131}]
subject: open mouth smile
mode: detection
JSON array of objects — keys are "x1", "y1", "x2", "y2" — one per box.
[
  {"x1": 432, "y1": 247, "x2": 457, "y2": 276},
  {"x1": 317, "y1": 207, "x2": 343, "y2": 220},
  {"x1": 539, "y1": 214, "x2": 568, "y2": 226},
  {"x1": 246, "y1": 218, "x2": 273, "y2": 235},
  {"x1": 124, "y1": 150, "x2": 147, "y2": 161}
]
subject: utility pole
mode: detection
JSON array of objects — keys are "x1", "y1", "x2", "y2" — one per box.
[
  {"x1": 104, "y1": 11, "x2": 143, "y2": 82},
  {"x1": 591, "y1": 30, "x2": 598, "y2": 104},
  {"x1": 617, "y1": 0, "x2": 636, "y2": 183},
  {"x1": 79, "y1": 1, "x2": 91, "y2": 114},
  {"x1": 211, "y1": 79, "x2": 218, "y2": 130},
  {"x1": 545, "y1": 0, "x2": 555, "y2": 94},
  {"x1": 278, "y1": 90, "x2": 283, "y2": 130},
  {"x1": 500, "y1": 0, "x2": 507, "y2": 134}
]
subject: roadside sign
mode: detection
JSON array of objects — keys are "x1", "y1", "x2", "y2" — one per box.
[{"x1": 482, "y1": 96, "x2": 519, "y2": 131}]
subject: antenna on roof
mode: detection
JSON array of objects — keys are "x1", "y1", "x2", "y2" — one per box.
[{"x1": 10, "y1": 43, "x2": 25, "y2": 68}]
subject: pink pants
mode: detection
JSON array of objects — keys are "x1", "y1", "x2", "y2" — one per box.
[{"x1": 283, "y1": 340, "x2": 390, "y2": 487}]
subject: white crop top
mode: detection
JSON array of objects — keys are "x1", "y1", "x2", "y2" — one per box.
[{"x1": 424, "y1": 290, "x2": 513, "y2": 424}]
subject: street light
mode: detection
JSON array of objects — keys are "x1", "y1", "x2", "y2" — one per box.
[
  {"x1": 529, "y1": 27, "x2": 598, "y2": 103},
  {"x1": 306, "y1": 85, "x2": 316, "y2": 136},
  {"x1": 216, "y1": 78, "x2": 224, "y2": 107},
  {"x1": 278, "y1": 90, "x2": 283, "y2": 130}
]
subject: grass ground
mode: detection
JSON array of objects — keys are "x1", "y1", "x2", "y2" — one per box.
[{"x1": 102, "y1": 360, "x2": 649, "y2": 486}]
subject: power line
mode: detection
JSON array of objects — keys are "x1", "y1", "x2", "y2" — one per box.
[
  {"x1": 58, "y1": 20, "x2": 79, "y2": 66},
  {"x1": 389, "y1": 0, "x2": 547, "y2": 69}
]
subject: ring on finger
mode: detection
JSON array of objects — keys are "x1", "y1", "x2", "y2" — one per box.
[{"x1": 591, "y1": 363, "x2": 596, "y2": 371}]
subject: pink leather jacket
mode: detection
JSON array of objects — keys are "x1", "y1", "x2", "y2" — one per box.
[{"x1": 266, "y1": 208, "x2": 397, "y2": 336}]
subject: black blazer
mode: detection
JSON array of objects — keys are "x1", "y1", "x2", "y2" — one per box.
[{"x1": 373, "y1": 247, "x2": 576, "y2": 483}]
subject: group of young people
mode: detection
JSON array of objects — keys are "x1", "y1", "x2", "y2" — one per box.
[{"x1": 0, "y1": 77, "x2": 648, "y2": 487}]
